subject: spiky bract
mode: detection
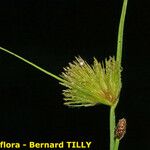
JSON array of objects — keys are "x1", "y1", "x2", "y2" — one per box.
[{"x1": 60, "y1": 56, "x2": 122, "y2": 107}]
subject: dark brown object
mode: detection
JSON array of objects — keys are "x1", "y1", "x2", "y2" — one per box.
[{"x1": 115, "y1": 118, "x2": 126, "y2": 140}]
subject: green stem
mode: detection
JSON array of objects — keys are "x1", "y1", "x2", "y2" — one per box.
[
  {"x1": 110, "y1": 105, "x2": 116, "y2": 150},
  {"x1": 116, "y1": 0, "x2": 128, "y2": 66},
  {"x1": 0, "y1": 46, "x2": 65, "y2": 82},
  {"x1": 112, "y1": 0, "x2": 128, "y2": 149},
  {"x1": 114, "y1": 139, "x2": 120, "y2": 150}
]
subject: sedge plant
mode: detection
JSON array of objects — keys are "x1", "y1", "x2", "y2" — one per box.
[{"x1": 0, "y1": 0, "x2": 128, "y2": 149}]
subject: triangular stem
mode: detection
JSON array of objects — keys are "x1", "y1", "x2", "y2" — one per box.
[
  {"x1": 110, "y1": 0, "x2": 128, "y2": 150},
  {"x1": 116, "y1": 0, "x2": 128, "y2": 66}
]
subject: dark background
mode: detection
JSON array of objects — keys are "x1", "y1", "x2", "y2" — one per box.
[{"x1": 0, "y1": 0, "x2": 150, "y2": 149}]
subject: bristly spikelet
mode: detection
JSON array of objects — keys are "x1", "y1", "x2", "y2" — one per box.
[{"x1": 59, "y1": 56, "x2": 122, "y2": 107}]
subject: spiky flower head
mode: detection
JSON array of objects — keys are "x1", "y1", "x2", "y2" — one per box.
[{"x1": 60, "y1": 56, "x2": 122, "y2": 107}]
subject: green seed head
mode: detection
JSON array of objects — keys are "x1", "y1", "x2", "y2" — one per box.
[{"x1": 60, "y1": 56, "x2": 122, "y2": 107}]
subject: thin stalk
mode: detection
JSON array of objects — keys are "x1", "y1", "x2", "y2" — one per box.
[
  {"x1": 114, "y1": 139, "x2": 120, "y2": 150},
  {"x1": 111, "y1": 0, "x2": 128, "y2": 149},
  {"x1": 0, "y1": 47, "x2": 65, "y2": 82},
  {"x1": 116, "y1": 0, "x2": 128, "y2": 66},
  {"x1": 110, "y1": 105, "x2": 116, "y2": 150}
]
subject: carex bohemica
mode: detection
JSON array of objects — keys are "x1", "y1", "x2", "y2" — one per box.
[{"x1": 60, "y1": 56, "x2": 122, "y2": 107}]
